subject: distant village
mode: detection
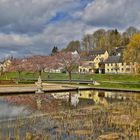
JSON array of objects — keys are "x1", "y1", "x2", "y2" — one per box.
[
  {"x1": 79, "y1": 47, "x2": 137, "y2": 74},
  {"x1": 0, "y1": 27, "x2": 140, "y2": 75},
  {"x1": 0, "y1": 46, "x2": 137, "y2": 76}
]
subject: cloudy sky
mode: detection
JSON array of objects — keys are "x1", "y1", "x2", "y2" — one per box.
[{"x1": 0, "y1": 0, "x2": 140, "y2": 59}]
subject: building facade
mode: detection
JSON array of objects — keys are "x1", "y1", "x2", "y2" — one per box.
[
  {"x1": 79, "y1": 50, "x2": 109, "y2": 73},
  {"x1": 104, "y1": 56, "x2": 137, "y2": 74}
]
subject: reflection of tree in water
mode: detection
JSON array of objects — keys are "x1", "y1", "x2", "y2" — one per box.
[{"x1": 3, "y1": 94, "x2": 59, "y2": 112}]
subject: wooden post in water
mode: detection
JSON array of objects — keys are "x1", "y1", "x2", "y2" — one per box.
[{"x1": 69, "y1": 92, "x2": 71, "y2": 107}]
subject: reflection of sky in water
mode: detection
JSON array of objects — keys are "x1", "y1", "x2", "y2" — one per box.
[{"x1": 0, "y1": 100, "x2": 30, "y2": 120}]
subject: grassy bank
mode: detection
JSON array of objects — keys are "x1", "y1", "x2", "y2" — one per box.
[
  {"x1": 0, "y1": 72, "x2": 140, "y2": 90},
  {"x1": 1, "y1": 72, "x2": 140, "y2": 82},
  {"x1": 94, "y1": 82, "x2": 140, "y2": 90}
]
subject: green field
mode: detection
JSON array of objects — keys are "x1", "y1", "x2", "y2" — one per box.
[
  {"x1": 0, "y1": 72, "x2": 140, "y2": 81},
  {"x1": 0, "y1": 72, "x2": 140, "y2": 90}
]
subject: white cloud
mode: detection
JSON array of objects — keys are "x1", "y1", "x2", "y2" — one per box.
[
  {"x1": 0, "y1": 0, "x2": 78, "y2": 33},
  {"x1": 0, "y1": 0, "x2": 140, "y2": 59},
  {"x1": 0, "y1": 33, "x2": 32, "y2": 46},
  {"x1": 0, "y1": 20, "x2": 86, "y2": 58},
  {"x1": 82, "y1": 0, "x2": 140, "y2": 29},
  {"x1": 0, "y1": 0, "x2": 83, "y2": 58}
]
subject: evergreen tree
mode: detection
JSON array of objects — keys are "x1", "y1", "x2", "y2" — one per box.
[{"x1": 51, "y1": 46, "x2": 58, "y2": 56}]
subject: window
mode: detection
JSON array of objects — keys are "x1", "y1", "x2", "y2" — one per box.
[
  {"x1": 88, "y1": 94, "x2": 92, "y2": 98},
  {"x1": 89, "y1": 69, "x2": 92, "y2": 72},
  {"x1": 126, "y1": 68, "x2": 130, "y2": 71}
]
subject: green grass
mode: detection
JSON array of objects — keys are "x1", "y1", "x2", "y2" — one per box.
[
  {"x1": 45, "y1": 73, "x2": 140, "y2": 82},
  {"x1": 94, "y1": 82, "x2": 140, "y2": 90},
  {"x1": 0, "y1": 72, "x2": 140, "y2": 82},
  {"x1": 0, "y1": 72, "x2": 140, "y2": 90}
]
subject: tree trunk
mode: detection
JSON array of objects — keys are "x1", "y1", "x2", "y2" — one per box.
[
  {"x1": 68, "y1": 71, "x2": 72, "y2": 83},
  {"x1": 0, "y1": 68, "x2": 3, "y2": 77},
  {"x1": 5, "y1": 73, "x2": 7, "y2": 80},
  {"x1": 18, "y1": 71, "x2": 21, "y2": 82},
  {"x1": 69, "y1": 92, "x2": 71, "y2": 107},
  {"x1": 135, "y1": 63, "x2": 140, "y2": 74},
  {"x1": 39, "y1": 70, "x2": 42, "y2": 77}
]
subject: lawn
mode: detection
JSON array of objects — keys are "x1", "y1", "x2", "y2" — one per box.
[
  {"x1": 0, "y1": 72, "x2": 140, "y2": 90},
  {"x1": 94, "y1": 82, "x2": 140, "y2": 90}
]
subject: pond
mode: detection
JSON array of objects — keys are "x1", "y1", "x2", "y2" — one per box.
[{"x1": 0, "y1": 90, "x2": 140, "y2": 140}]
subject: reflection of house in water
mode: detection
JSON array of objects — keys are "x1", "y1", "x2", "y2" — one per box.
[
  {"x1": 104, "y1": 92, "x2": 126, "y2": 101},
  {"x1": 52, "y1": 92, "x2": 69, "y2": 100},
  {"x1": 51, "y1": 92, "x2": 80, "y2": 106},
  {"x1": 78, "y1": 90, "x2": 131, "y2": 105},
  {"x1": 105, "y1": 92, "x2": 140, "y2": 101},
  {"x1": 51, "y1": 91, "x2": 139, "y2": 107},
  {"x1": 79, "y1": 91, "x2": 108, "y2": 106}
]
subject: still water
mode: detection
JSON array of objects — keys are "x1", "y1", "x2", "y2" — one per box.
[{"x1": 0, "y1": 90, "x2": 140, "y2": 140}]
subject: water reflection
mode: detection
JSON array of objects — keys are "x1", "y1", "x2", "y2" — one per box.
[
  {"x1": 79, "y1": 90, "x2": 108, "y2": 105},
  {"x1": 0, "y1": 91, "x2": 139, "y2": 140},
  {"x1": 78, "y1": 90, "x2": 140, "y2": 105},
  {"x1": 51, "y1": 90, "x2": 137, "y2": 107},
  {"x1": 0, "y1": 99, "x2": 30, "y2": 120}
]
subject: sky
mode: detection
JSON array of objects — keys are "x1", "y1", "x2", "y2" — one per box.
[{"x1": 0, "y1": 0, "x2": 140, "y2": 59}]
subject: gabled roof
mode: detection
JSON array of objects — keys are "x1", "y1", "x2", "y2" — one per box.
[
  {"x1": 80, "y1": 62, "x2": 94, "y2": 67},
  {"x1": 80, "y1": 56, "x2": 96, "y2": 61},
  {"x1": 110, "y1": 46, "x2": 126, "y2": 56},
  {"x1": 104, "y1": 56, "x2": 123, "y2": 63},
  {"x1": 89, "y1": 50, "x2": 106, "y2": 56}
]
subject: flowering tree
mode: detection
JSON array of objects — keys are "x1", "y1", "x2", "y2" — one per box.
[
  {"x1": 6, "y1": 58, "x2": 25, "y2": 81},
  {"x1": 23, "y1": 55, "x2": 48, "y2": 77},
  {"x1": 56, "y1": 52, "x2": 80, "y2": 82}
]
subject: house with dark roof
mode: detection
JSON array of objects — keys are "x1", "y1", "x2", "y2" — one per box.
[
  {"x1": 89, "y1": 50, "x2": 107, "y2": 56},
  {"x1": 79, "y1": 50, "x2": 109, "y2": 73},
  {"x1": 102, "y1": 55, "x2": 137, "y2": 74},
  {"x1": 110, "y1": 46, "x2": 126, "y2": 56}
]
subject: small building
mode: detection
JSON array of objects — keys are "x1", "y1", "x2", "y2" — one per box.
[
  {"x1": 110, "y1": 46, "x2": 126, "y2": 56},
  {"x1": 2, "y1": 59, "x2": 12, "y2": 72},
  {"x1": 44, "y1": 67, "x2": 64, "y2": 73},
  {"x1": 79, "y1": 60, "x2": 95, "y2": 73}
]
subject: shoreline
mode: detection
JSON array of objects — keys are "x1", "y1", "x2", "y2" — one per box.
[{"x1": 0, "y1": 83, "x2": 139, "y2": 96}]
